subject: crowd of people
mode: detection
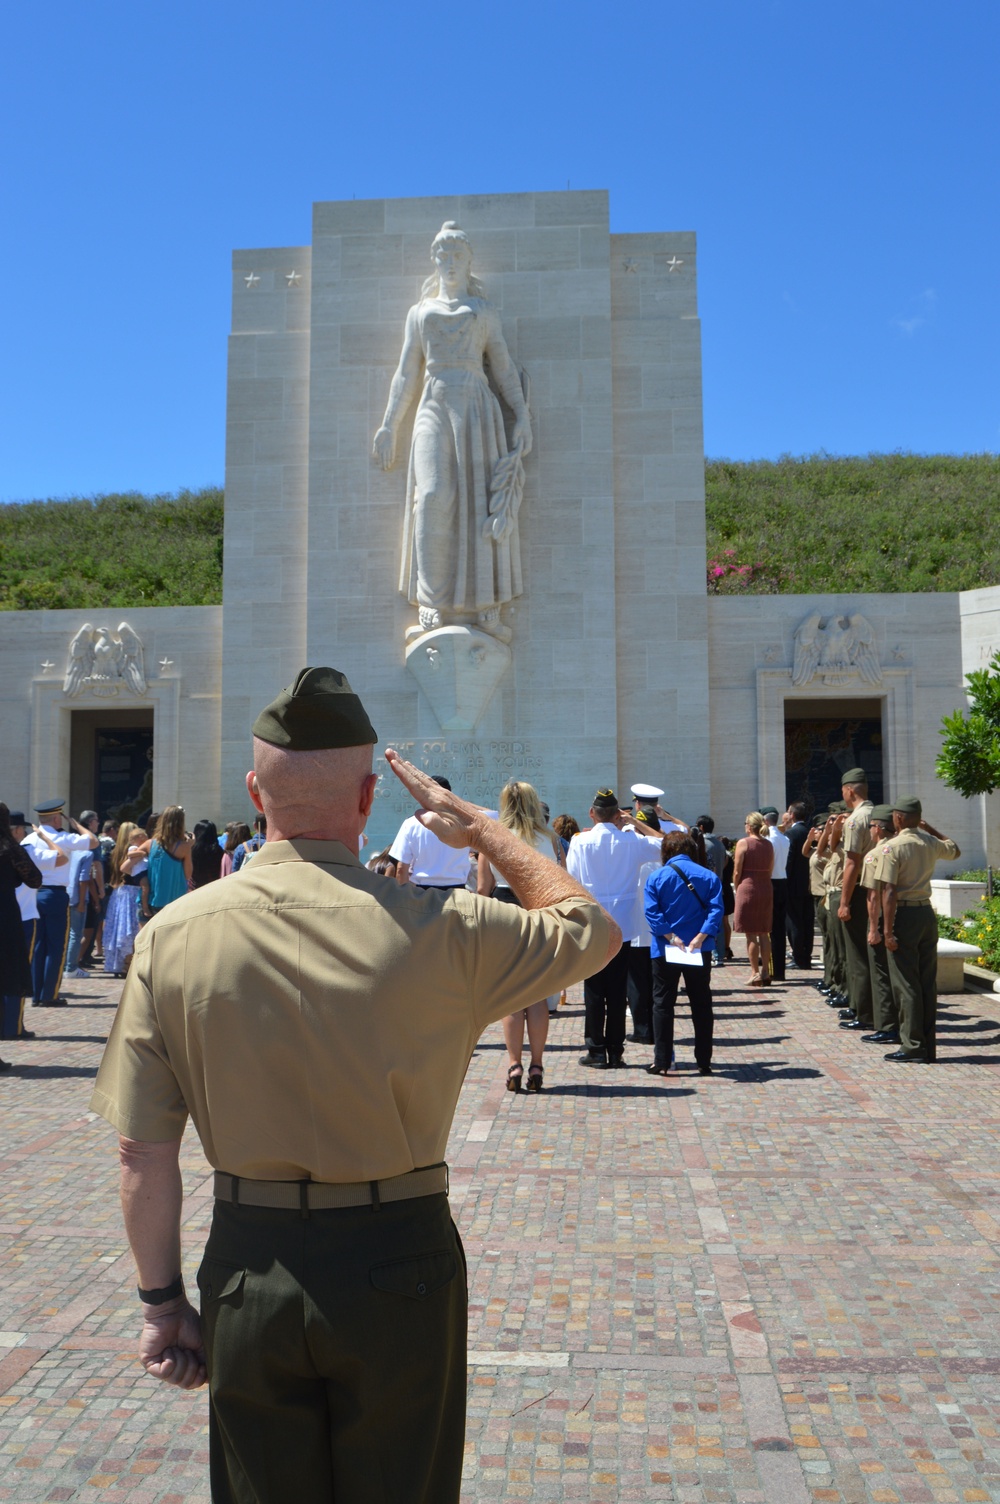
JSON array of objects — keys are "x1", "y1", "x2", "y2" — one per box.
[
  {"x1": 0, "y1": 664, "x2": 972, "y2": 1503},
  {"x1": 0, "y1": 765, "x2": 960, "y2": 1074},
  {"x1": 0, "y1": 800, "x2": 275, "y2": 1063}
]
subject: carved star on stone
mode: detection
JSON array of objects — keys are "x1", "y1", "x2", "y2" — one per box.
[
  {"x1": 285, "y1": 270, "x2": 302, "y2": 287},
  {"x1": 623, "y1": 258, "x2": 639, "y2": 274},
  {"x1": 158, "y1": 657, "x2": 174, "y2": 671},
  {"x1": 40, "y1": 660, "x2": 55, "y2": 672},
  {"x1": 891, "y1": 645, "x2": 906, "y2": 660},
  {"x1": 244, "y1": 272, "x2": 260, "y2": 289},
  {"x1": 665, "y1": 255, "x2": 685, "y2": 272},
  {"x1": 763, "y1": 644, "x2": 780, "y2": 662}
]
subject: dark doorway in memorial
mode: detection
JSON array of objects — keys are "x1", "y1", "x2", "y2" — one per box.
[
  {"x1": 70, "y1": 710, "x2": 154, "y2": 824},
  {"x1": 783, "y1": 698, "x2": 884, "y2": 814}
]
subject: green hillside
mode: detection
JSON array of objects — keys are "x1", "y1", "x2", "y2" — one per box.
[
  {"x1": 1, "y1": 455, "x2": 997, "y2": 609},
  {"x1": 0, "y1": 489, "x2": 223, "y2": 610},
  {"x1": 705, "y1": 452, "x2": 1000, "y2": 594}
]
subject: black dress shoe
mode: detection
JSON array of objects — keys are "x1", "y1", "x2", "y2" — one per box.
[
  {"x1": 884, "y1": 1049, "x2": 926, "y2": 1062},
  {"x1": 17, "y1": 1029, "x2": 36, "y2": 1040},
  {"x1": 606, "y1": 1054, "x2": 625, "y2": 1068},
  {"x1": 627, "y1": 1033, "x2": 654, "y2": 1045},
  {"x1": 39, "y1": 998, "x2": 68, "y2": 1007},
  {"x1": 839, "y1": 1018, "x2": 869, "y2": 1030},
  {"x1": 579, "y1": 1052, "x2": 607, "y2": 1068},
  {"x1": 827, "y1": 995, "x2": 846, "y2": 1007},
  {"x1": 697, "y1": 1065, "x2": 713, "y2": 1076},
  {"x1": 838, "y1": 1009, "x2": 855, "y2": 1020},
  {"x1": 862, "y1": 1030, "x2": 900, "y2": 1044}
]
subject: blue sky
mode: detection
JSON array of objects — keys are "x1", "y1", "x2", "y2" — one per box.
[{"x1": 2, "y1": 0, "x2": 996, "y2": 500}]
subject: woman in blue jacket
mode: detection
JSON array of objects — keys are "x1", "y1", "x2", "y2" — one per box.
[{"x1": 644, "y1": 832, "x2": 724, "y2": 1076}]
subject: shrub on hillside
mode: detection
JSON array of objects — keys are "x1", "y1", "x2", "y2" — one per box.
[
  {"x1": 0, "y1": 489, "x2": 223, "y2": 610},
  {"x1": 705, "y1": 452, "x2": 1000, "y2": 595}
]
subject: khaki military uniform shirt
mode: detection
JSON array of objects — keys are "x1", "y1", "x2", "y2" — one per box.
[
  {"x1": 872, "y1": 828, "x2": 960, "y2": 902},
  {"x1": 824, "y1": 846, "x2": 845, "y2": 894},
  {"x1": 858, "y1": 846, "x2": 886, "y2": 891},
  {"x1": 91, "y1": 839, "x2": 609, "y2": 1182},
  {"x1": 842, "y1": 800, "x2": 875, "y2": 861},
  {"x1": 808, "y1": 850, "x2": 828, "y2": 898}
]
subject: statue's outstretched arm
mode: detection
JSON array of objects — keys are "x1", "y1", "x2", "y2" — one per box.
[{"x1": 373, "y1": 306, "x2": 423, "y2": 471}]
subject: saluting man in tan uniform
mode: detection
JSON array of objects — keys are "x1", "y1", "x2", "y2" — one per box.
[
  {"x1": 837, "y1": 769, "x2": 876, "y2": 1031},
  {"x1": 91, "y1": 667, "x2": 618, "y2": 1504},
  {"x1": 876, "y1": 795, "x2": 959, "y2": 1064},
  {"x1": 857, "y1": 804, "x2": 900, "y2": 1045}
]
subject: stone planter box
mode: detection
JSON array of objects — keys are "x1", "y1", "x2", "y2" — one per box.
[
  {"x1": 930, "y1": 879, "x2": 987, "y2": 919},
  {"x1": 937, "y1": 938, "x2": 982, "y2": 992}
]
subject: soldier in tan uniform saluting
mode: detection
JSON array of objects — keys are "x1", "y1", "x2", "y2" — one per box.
[
  {"x1": 837, "y1": 769, "x2": 876, "y2": 1032},
  {"x1": 90, "y1": 667, "x2": 618, "y2": 1504},
  {"x1": 857, "y1": 804, "x2": 900, "y2": 1045},
  {"x1": 877, "y1": 795, "x2": 960, "y2": 1064}
]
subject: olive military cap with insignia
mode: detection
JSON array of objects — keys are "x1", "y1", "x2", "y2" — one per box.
[
  {"x1": 870, "y1": 804, "x2": 894, "y2": 824},
  {"x1": 891, "y1": 795, "x2": 922, "y2": 816},
  {"x1": 34, "y1": 798, "x2": 66, "y2": 815},
  {"x1": 760, "y1": 806, "x2": 779, "y2": 821},
  {"x1": 840, "y1": 767, "x2": 868, "y2": 786},
  {"x1": 592, "y1": 788, "x2": 619, "y2": 811},
  {"x1": 252, "y1": 667, "x2": 377, "y2": 750}
]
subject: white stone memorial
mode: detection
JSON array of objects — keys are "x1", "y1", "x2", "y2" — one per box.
[{"x1": 0, "y1": 188, "x2": 997, "y2": 868}]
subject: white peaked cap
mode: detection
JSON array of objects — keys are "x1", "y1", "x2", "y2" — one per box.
[{"x1": 630, "y1": 783, "x2": 664, "y2": 801}]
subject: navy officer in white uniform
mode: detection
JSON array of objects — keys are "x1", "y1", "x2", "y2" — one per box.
[{"x1": 23, "y1": 798, "x2": 98, "y2": 1007}]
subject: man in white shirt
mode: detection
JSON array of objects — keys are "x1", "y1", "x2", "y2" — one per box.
[
  {"x1": 567, "y1": 788, "x2": 664, "y2": 1067},
  {"x1": 390, "y1": 776, "x2": 471, "y2": 890},
  {"x1": 761, "y1": 806, "x2": 790, "y2": 983},
  {"x1": 4, "y1": 813, "x2": 66, "y2": 1039},
  {"x1": 22, "y1": 799, "x2": 98, "y2": 1007}
]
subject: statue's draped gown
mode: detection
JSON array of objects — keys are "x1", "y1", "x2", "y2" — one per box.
[{"x1": 399, "y1": 299, "x2": 522, "y2": 615}]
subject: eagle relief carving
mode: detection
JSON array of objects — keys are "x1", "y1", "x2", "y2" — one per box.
[
  {"x1": 791, "y1": 612, "x2": 881, "y2": 688},
  {"x1": 63, "y1": 622, "x2": 147, "y2": 698}
]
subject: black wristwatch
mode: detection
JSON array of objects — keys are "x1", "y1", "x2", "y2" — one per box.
[{"x1": 137, "y1": 1274, "x2": 184, "y2": 1305}]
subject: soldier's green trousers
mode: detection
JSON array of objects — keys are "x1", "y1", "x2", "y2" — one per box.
[
  {"x1": 841, "y1": 887, "x2": 874, "y2": 1024},
  {"x1": 815, "y1": 899, "x2": 832, "y2": 986},
  {"x1": 198, "y1": 1192, "x2": 467, "y2": 1504},
  {"x1": 825, "y1": 893, "x2": 846, "y2": 993},
  {"x1": 886, "y1": 903, "x2": 939, "y2": 1061},
  {"x1": 868, "y1": 931, "x2": 898, "y2": 1034}
]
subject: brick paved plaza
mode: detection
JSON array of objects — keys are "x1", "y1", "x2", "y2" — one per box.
[{"x1": 2, "y1": 954, "x2": 1000, "y2": 1503}]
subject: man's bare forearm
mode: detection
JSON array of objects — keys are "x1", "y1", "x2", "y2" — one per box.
[
  {"x1": 471, "y1": 815, "x2": 622, "y2": 962},
  {"x1": 119, "y1": 1137, "x2": 184, "y2": 1290}
]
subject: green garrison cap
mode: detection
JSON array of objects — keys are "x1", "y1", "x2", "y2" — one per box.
[
  {"x1": 840, "y1": 767, "x2": 868, "y2": 786},
  {"x1": 891, "y1": 794, "x2": 922, "y2": 817},
  {"x1": 760, "y1": 806, "x2": 779, "y2": 821},
  {"x1": 870, "y1": 804, "x2": 894, "y2": 824},
  {"x1": 593, "y1": 787, "x2": 619, "y2": 811},
  {"x1": 252, "y1": 667, "x2": 377, "y2": 750},
  {"x1": 829, "y1": 800, "x2": 849, "y2": 814}
]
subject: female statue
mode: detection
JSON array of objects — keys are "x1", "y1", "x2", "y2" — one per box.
[{"x1": 373, "y1": 222, "x2": 532, "y2": 641}]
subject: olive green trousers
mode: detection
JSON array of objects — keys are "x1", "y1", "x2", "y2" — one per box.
[
  {"x1": 886, "y1": 904, "x2": 939, "y2": 1061},
  {"x1": 841, "y1": 887, "x2": 874, "y2": 1024},
  {"x1": 868, "y1": 929, "x2": 898, "y2": 1034},
  {"x1": 198, "y1": 1192, "x2": 467, "y2": 1504},
  {"x1": 824, "y1": 893, "x2": 847, "y2": 992}
]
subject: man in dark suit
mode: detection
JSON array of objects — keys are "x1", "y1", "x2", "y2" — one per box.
[{"x1": 782, "y1": 801, "x2": 814, "y2": 969}]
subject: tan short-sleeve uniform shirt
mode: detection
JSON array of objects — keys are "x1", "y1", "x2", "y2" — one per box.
[
  {"x1": 91, "y1": 839, "x2": 609, "y2": 1182},
  {"x1": 843, "y1": 800, "x2": 875, "y2": 861},
  {"x1": 824, "y1": 846, "x2": 845, "y2": 894},
  {"x1": 808, "y1": 851, "x2": 828, "y2": 898},
  {"x1": 873, "y1": 829, "x2": 960, "y2": 902}
]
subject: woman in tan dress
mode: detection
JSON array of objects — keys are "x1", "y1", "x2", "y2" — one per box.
[{"x1": 732, "y1": 812, "x2": 775, "y2": 986}]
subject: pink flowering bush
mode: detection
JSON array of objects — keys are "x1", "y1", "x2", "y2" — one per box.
[{"x1": 706, "y1": 550, "x2": 787, "y2": 594}]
